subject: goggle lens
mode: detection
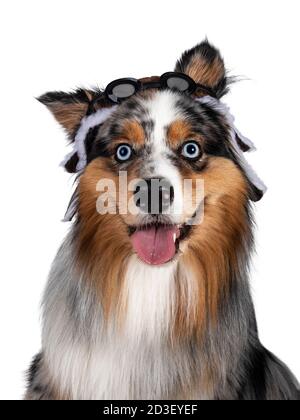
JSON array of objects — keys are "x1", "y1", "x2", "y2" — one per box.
[
  {"x1": 165, "y1": 76, "x2": 190, "y2": 92},
  {"x1": 112, "y1": 83, "x2": 136, "y2": 99}
]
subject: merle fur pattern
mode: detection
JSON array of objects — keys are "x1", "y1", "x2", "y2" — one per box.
[{"x1": 25, "y1": 41, "x2": 300, "y2": 400}]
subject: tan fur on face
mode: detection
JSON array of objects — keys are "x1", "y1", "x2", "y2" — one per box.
[
  {"x1": 77, "y1": 159, "x2": 132, "y2": 318},
  {"x1": 180, "y1": 157, "x2": 250, "y2": 327},
  {"x1": 77, "y1": 158, "x2": 144, "y2": 318},
  {"x1": 120, "y1": 120, "x2": 145, "y2": 146},
  {"x1": 167, "y1": 119, "x2": 203, "y2": 148}
]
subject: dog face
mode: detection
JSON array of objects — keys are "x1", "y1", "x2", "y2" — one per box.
[
  {"x1": 78, "y1": 87, "x2": 251, "y2": 266},
  {"x1": 39, "y1": 41, "x2": 261, "y2": 317}
]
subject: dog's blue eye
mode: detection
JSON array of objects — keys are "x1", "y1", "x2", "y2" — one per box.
[
  {"x1": 181, "y1": 142, "x2": 201, "y2": 160},
  {"x1": 116, "y1": 144, "x2": 132, "y2": 162}
]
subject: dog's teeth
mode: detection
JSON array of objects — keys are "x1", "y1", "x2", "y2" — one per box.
[{"x1": 173, "y1": 233, "x2": 176, "y2": 242}]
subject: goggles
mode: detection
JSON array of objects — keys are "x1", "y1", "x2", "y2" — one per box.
[{"x1": 104, "y1": 72, "x2": 216, "y2": 104}]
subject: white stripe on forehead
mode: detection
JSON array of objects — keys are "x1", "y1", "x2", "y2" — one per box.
[
  {"x1": 144, "y1": 91, "x2": 182, "y2": 160},
  {"x1": 143, "y1": 91, "x2": 184, "y2": 220},
  {"x1": 146, "y1": 91, "x2": 181, "y2": 139}
]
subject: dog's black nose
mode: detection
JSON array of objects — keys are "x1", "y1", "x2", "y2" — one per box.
[{"x1": 134, "y1": 177, "x2": 174, "y2": 214}]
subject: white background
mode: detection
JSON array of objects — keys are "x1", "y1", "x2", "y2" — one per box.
[{"x1": 0, "y1": 0, "x2": 299, "y2": 400}]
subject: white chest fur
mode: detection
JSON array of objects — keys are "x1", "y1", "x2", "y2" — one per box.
[{"x1": 43, "y1": 252, "x2": 201, "y2": 399}]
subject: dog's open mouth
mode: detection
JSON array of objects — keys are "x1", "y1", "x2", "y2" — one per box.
[{"x1": 129, "y1": 223, "x2": 191, "y2": 265}]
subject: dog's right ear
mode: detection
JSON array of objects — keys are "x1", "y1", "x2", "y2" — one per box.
[
  {"x1": 38, "y1": 88, "x2": 103, "y2": 172},
  {"x1": 37, "y1": 89, "x2": 97, "y2": 139}
]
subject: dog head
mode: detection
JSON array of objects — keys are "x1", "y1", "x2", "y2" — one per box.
[{"x1": 39, "y1": 40, "x2": 264, "y2": 274}]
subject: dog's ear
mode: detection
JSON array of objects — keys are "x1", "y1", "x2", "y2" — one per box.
[
  {"x1": 175, "y1": 40, "x2": 229, "y2": 98},
  {"x1": 37, "y1": 89, "x2": 96, "y2": 138},
  {"x1": 38, "y1": 88, "x2": 102, "y2": 172}
]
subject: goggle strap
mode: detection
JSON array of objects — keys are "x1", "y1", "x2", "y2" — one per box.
[
  {"x1": 61, "y1": 105, "x2": 118, "y2": 172},
  {"x1": 196, "y1": 96, "x2": 267, "y2": 195}
]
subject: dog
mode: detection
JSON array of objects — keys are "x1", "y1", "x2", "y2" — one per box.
[{"x1": 25, "y1": 40, "x2": 300, "y2": 400}]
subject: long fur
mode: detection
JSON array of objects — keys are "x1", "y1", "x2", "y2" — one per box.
[{"x1": 25, "y1": 41, "x2": 300, "y2": 400}]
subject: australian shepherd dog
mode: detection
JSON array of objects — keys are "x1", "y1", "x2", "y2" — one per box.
[{"x1": 25, "y1": 41, "x2": 299, "y2": 400}]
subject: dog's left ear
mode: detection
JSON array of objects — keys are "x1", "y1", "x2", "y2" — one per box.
[{"x1": 175, "y1": 40, "x2": 229, "y2": 99}]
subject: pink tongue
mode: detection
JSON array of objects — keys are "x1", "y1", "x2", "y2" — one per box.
[{"x1": 131, "y1": 226, "x2": 179, "y2": 265}]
